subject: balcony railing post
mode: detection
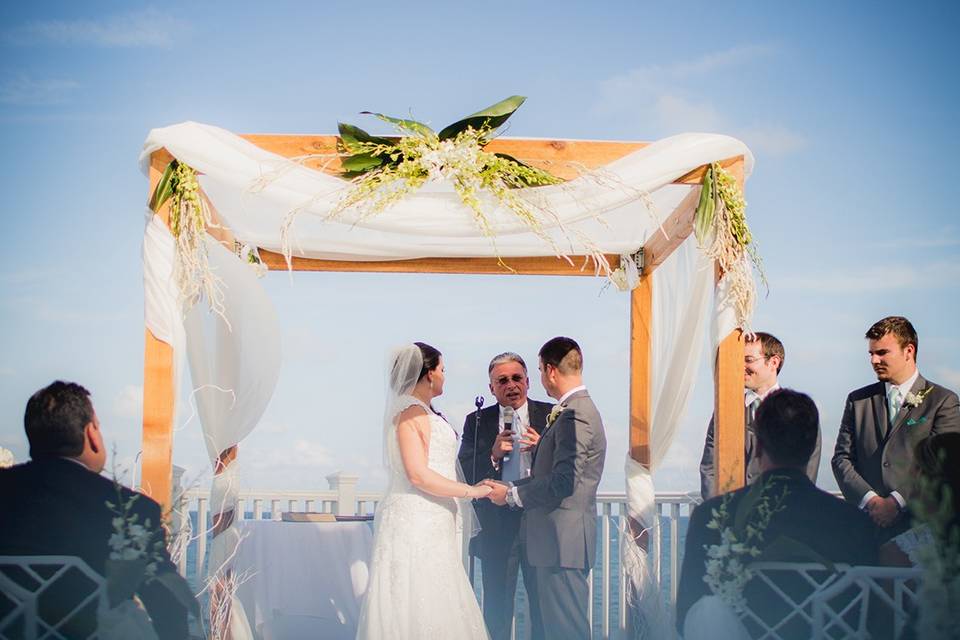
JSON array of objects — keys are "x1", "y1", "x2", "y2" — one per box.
[{"x1": 326, "y1": 471, "x2": 360, "y2": 516}]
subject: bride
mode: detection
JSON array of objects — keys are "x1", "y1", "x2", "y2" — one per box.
[{"x1": 356, "y1": 342, "x2": 492, "y2": 640}]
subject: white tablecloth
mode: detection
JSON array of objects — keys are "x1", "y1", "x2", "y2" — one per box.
[{"x1": 230, "y1": 520, "x2": 372, "y2": 640}]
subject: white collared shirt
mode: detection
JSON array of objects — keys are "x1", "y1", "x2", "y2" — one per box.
[
  {"x1": 884, "y1": 369, "x2": 919, "y2": 406},
  {"x1": 858, "y1": 369, "x2": 921, "y2": 511},
  {"x1": 499, "y1": 401, "x2": 532, "y2": 478},
  {"x1": 557, "y1": 385, "x2": 587, "y2": 406},
  {"x1": 745, "y1": 383, "x2": 779, "y2": 407}
]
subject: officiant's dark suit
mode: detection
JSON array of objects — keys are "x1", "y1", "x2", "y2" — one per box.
[
  {"x1": 679, "y1": 390, "x2": 878, "y2": 639},
  {"x1": 0, "y1": 381, "x2": 191, "y2": 640},
  {"x1": 494, "y1": 338, "x2": 606, "y2": 640},
  {"x1": 459, "y1": 353, "x2": 550, "y2": 640},
  {"x1": 832, "y1": 317, "x2": 960, "y2": 540}
]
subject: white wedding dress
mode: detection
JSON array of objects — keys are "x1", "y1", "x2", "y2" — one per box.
[{"x1": 356, "y1": 397, "x2": 489, "y2": 640}]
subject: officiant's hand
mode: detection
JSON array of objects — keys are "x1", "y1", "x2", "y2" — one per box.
[
  {"x1": 520, "y1": 427, "x2": 540, "y2": 452},
  {"x1": 481, "y1": 479, "x2": 509, "y2": 506},
  {"x1": 491, "y1": 430, "x2": 514, "y2": 460}
]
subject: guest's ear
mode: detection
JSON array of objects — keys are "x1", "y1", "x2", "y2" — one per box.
[{"x1": 86, "y1": 421, "x2": 102, "y2": 454}]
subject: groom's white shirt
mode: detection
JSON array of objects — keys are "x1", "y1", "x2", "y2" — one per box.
[{"x1": 509, "y1": 386, "x2": 586, "y2": 507}]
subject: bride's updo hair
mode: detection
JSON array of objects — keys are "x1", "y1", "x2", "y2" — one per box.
[{"x1": 415, "y1": 342, "x2": 442, "y2": 381}]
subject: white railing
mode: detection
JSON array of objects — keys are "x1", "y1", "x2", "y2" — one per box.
[{"x1": 174, "y1": 474, "x2": 699, "y2": 640}]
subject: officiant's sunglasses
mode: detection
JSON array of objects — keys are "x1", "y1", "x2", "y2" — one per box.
[{"x1": 494, "y1": 374, "x2": 526, "y2": 385}]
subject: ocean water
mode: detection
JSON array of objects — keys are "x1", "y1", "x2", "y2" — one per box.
[{"x1": 184, "y1": 512, "x2": 689, "y2": 638}]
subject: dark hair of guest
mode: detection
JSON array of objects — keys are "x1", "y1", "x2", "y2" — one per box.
[
  {"x1": 24, "y1": 381, "x2": 94, "y2": 458},
  {"x1": 415, "y1": 342, "x2": 442, "y2": 381},
  {"x1": 539, "y1": 337, "x2": 583, "y2": 374},
  {"x1": 754, "y1": 389, "x2": 819, "y2": 468},
  {"x1": 866, "y1": 316, "x2": 918, "y2": 359}
]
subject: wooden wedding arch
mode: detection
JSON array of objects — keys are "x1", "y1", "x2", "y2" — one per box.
[{"x1": 140, "y1": 136, "x2": 747, "y2": 513}]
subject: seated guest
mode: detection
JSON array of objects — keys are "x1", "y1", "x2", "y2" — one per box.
[
  {"x1": 677, "y1": 389, "x2": 878, "y2": 639},
  {"x1": 0, "y1": 381, "x2": 192, "y2": 639},
  {"x1": 881, "y1": 432, "x2": 960, "y2": 567}
]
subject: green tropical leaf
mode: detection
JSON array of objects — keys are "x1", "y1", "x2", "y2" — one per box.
[
  {"x1": 438, "y1": 95, "x2": 527, "y2": 141},
  {"x1": 340, "y1": 153, "x2": 384, "y2": 173},
  {"x1": 337, "y1": 122, "x2": 392, "y2": 154},
  {"x1": 360, "y1": 112, "x2": 436, "y2": 141},
  {"x1": 694, "y1": 164, "x2": 715, "y2": 244},
  {"x1": 148, "y1": 160, "x2": 178, "y2": 212}
]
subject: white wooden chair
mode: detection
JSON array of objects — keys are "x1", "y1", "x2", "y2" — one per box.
[
  {"x1": 810, "y1": 566, "x2": 921, "y2": 640},
  {"x1": 735, "y1": 562, "x2": 851, "y2": 639},
  {"x1": 0, "y1": 556, "x2": 108, "y2": 640}
]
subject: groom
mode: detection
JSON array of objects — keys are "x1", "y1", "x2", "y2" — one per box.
[{"x1": 485, "y1": 337, "x2": 606, "y2": 640}]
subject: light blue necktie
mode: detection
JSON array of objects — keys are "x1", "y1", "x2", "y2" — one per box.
[
  {"x1": 888, "y1": 387, "x2": 902, "y2": 426},
  {"x1": 501, "y1": 414, "x2": 522, "y2": 483}
]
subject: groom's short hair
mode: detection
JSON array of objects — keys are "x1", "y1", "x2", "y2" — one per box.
[
  {"x1": 754, "y1": 389, "x2": 819, "y2": 468},
  {"x1": 25, "y1": 381, "x2": 94, "y2": 458},
  {"x1": 539, "y1": 337, "x2": 582, "y2": 374}
]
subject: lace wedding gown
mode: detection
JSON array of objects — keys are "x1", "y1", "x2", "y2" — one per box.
[{"x1": 356, "y1": 397, "x2": 489, "y2": 640}]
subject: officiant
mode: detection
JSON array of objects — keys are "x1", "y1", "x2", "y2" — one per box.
[{"x1": 458, "y1": 352, "x2": 551, "y2": 640}]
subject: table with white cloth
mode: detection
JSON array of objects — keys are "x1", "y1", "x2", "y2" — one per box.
[{"x1": 230, "y1": 520, "x2": 372, "y2": 640}]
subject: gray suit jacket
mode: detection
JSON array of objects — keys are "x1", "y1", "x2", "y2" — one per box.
[
  {"x1": 832, "y1": 374, "x2": 960, "y2": 505},
  {"x1": 515, "y1": 389, "x2": 606, "y2": 570},
  {"x1": 700, "y1": 408, "x2": 821, "y2": 500}
]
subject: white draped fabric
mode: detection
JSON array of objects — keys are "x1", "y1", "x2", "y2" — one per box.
[{"x1": 139, "y1": 122, "x2": 753, "y2": 636}]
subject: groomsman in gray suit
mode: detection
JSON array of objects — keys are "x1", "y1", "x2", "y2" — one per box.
[
  {"x1": 485, "y1": 337, "x2": 607, "y2": 640},
  {"x1": 833, "y1": 316, "x2": 960, "y2": 539},
  {"x1": 699, "y1": 332, "x2": 821, "y2": 499},
  {"x1": 458, "y1": 352, "x2": 551, "y2": 640}
]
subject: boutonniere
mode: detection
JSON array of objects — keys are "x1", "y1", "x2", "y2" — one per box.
[
  {"x1": 904, "y1": 387, "x2": 934, "y2": 409},
  {"x1": 546, "y1": 404, "x2": 564, "y2": 427}
]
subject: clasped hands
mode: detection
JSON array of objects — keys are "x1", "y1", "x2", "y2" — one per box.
[{"x1": 865, "y1": 495, "x2": 901, "y2": 527}]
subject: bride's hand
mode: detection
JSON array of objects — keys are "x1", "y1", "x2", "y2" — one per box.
[{"x1": 469, "y1": 484, "x2": 493, "y2": 499}]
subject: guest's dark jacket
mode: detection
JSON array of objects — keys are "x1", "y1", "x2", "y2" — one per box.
[
  {"x1": 0, "y1": 457, "x2": 190, "y2": 639},
  {"x1": 677, "y1": 468, "x2": 879, "y2": 638}
]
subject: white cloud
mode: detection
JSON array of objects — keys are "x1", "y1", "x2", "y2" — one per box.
[
  {"x1": 652, "y1": 94, "x2": 724, "y2": 133},
  {"x1": 112, "y1": 385, "x2": 143, "y2": 419},
  {"x1": 3, "y1": 8, "x2": 188, "y2": 48},
  {"x1": 936, "y1": 367, "x2": 960, "y2": 390},
  {"x1": 593, "y1": 44, "x2": 806, "y2": 157},
  {"x1": 0, "y1": 75, "x2": 79, "y2": 106},
  {"x1": 778, "y1": 260, "x2": 960, "y2": 294},
  {"x1": 737, "y1": 124, "x2": 808, "y2": 157}
]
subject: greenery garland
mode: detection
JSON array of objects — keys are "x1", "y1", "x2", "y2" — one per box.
[
  {"x1": 150, "y1": 160, "x2": 265, "y2": 317},
  {"x1": 694, "y1": 162, "x2": 765, "y2": 330},
  {"x1": 333, "y1": 96, "x2": 568, "y2": 262}
]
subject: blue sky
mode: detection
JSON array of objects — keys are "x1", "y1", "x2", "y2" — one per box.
[{"x1": 1, "y1": 2, "x2": 958, "y2": 495}]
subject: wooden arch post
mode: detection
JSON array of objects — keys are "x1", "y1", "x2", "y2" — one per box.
[{"x1": 140, "y1": 136, "x2": 747, "y2": 515}]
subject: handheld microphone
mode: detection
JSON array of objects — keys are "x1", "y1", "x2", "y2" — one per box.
[{"x1": 502, "y1": 406, "x2": 515, "y2": 463}]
